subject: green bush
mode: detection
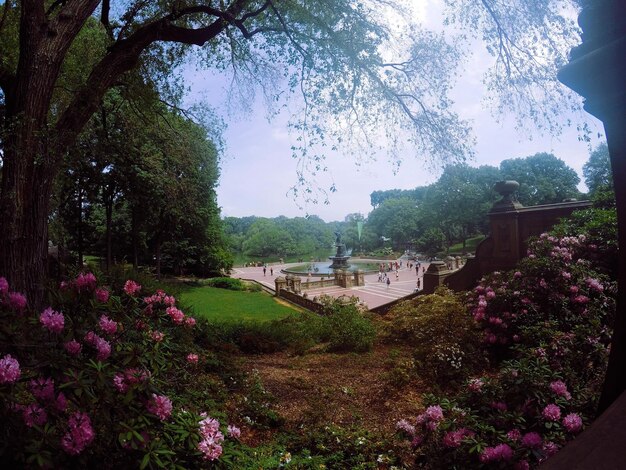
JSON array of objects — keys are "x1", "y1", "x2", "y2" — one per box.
[
  {"x1": 385, "y1": 287, "x2": 483, "y2": 385},
  {"x1": 326, "y1": 306, "x2": 377, "y2": 353},
  {"x1": 203, "y1": 277, "x2": 246, "y2": 291},
  {"x1": 0, "y1": 273, "x2": 241, "y2": 468}
]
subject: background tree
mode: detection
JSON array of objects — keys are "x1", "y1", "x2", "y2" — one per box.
[
  {"x1": 0, "y1": 0, "x2": 472, "y2": 302},
  {"x1": 583, "y1": 142, "x2": 613, "y2": 196},
  {"x1": 500, "y1": 153, "x2": 582, "y2": 205},
  {"x1": 365, "y1": 198, "x2": 421, "y2": 251}
]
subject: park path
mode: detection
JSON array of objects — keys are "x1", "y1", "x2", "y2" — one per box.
[{"x1": 230, "y1": 258, "x2": 430, "y2": 310}]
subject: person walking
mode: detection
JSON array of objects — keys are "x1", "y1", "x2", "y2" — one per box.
[
  {"x1": 417, "y1": 278, "x2": 421, "y2": 290},
  {"x1": 270, "y1": 267, "x2": 273, "y2": 276},
  {"x1": 263, "y1": 266, "x2": 267, "y2": 276},
  {"x1": 386, "y1": 277, "x2": 391, "y2": 288}
]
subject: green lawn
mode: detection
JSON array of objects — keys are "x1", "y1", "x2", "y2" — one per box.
[
  {"x1": 179, "y1": 285, "x2": 300, "y2": 323},
  {"x1": 448, "y1": 235, "x2": 486, "y2": 254}
]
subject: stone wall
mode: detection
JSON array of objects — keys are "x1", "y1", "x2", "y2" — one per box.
[{"x1": 425, "y1": 183, "x2": 592, "y2": 294}]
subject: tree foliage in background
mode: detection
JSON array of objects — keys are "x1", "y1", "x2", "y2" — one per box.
[{"x1": 583, "y1": 143, "x2": 613, "y2": 196}]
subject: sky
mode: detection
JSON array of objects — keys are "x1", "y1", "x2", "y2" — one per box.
[{"x1": 182, "y1": 0, "x2": 604, "y2": 223}]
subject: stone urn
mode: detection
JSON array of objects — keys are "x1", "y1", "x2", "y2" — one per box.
[{"x1": 492, "y1": 180, "x2": 523, "y2": 211}]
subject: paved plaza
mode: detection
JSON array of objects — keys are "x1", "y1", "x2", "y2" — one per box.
[{"x1": 230, "y1": 258, "x2": 431, "y2": 310}]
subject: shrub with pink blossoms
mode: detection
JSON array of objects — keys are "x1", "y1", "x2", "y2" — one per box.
[
  {"x1": 40, "y1": 307, "x2": 65, "y2": 334},
  {"x1": 146, "y1": 393, "x2": 173, "y2": 421},
  {"x1": 123, "y1": 279, "x2": 141, "y2": 296},
  {"x1": 0, "y1": 354, "x2": 21, "y2": 383}
]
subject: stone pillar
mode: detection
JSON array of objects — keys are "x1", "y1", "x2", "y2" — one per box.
[
  {"x1": 423, "y1": 260, "x2": 449, "y2": 294},
  {"x1": 335, "y1": 269, "x2": 352, "y2": 288},
  {"x1": 354, "y1": 270, "x2": 365, "y2": 286},
  {"x1": 455, "y1": 256, "x2": 461, "y2": 269},
  {"x1": 274, "y1": 276, "x2": 286, "y2": 296},
  {"x1": 557, "y1": 0, "x2": 626, "y2": 413},
  {"x1": 292, "y1": 276, "x2": 302, "y2": 294}
]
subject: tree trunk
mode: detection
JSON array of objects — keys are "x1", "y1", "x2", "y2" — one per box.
[{"x1": 104, "y1": 186, "x2": 113, "y2": 273}]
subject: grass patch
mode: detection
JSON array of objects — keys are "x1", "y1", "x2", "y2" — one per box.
[
  {"x1": 179, "y1": 285, "x2": 300, "y2": 323},
  {"x1": 448, "y1": 234, "x2": 486, "y2": 254}
]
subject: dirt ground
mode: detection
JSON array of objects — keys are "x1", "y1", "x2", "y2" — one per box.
[{"x1": 241, "y1": 343, "x2": 425, "y2": 436}]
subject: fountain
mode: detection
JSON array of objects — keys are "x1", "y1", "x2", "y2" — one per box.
[{"x1": 328, "y1": 231, "x2": 351, "y2": 270}]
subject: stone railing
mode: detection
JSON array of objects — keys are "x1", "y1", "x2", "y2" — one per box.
[
  {"x1": 276, "y1": 289, "x2": 326, "y2": 315},
  {"x1": 423, "y1": 182, "x2": 592, "y2": 294}
]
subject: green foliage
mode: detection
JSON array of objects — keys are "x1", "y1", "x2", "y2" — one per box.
[
  {"x1": 416, "y1": 228, "x2": 447, "y2": 257},
  {"x1": 396, "y1": 223, "x2": 616, "y2": 468},
  {"x1": 500, "y1": 153, "x2": 582, "y2": 205},
  {"x1": 0, "y1": 273, "x2": 241, "y2": 468},
  {"x1": 325, "y1": 306, "x2": 377, "y2": 353},
  {"x1": 201, "y1": 277, "x2": 246, "y2": 291},
  {"x1": 385, "y1": 288, "x2": 483, "y2": 385},
  {"x1": 583, "y1": 142, "x2": 613, "y2": 196}
]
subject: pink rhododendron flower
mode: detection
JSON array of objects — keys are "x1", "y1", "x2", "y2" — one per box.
[
  {"x1": 411, "y1": 435, "x2": 424, "y2": 447},
  {"x1": 0, "y1": 354, "x2": 21, "y2": 383},
  {"x1": 95, "y1": 288, "x2": 110, "y2": 303},
  {"x1": 480, "y1": 443, "x2": 513, "y2": 462},
  {"x1": 573, "y1": 294, "x2": 590, "y2": 304},
  {"x1": 521, "y1": 432, "x2": 543, "y2": 449},
  {"x1": 186, "y1": 353, "x2": 199, "y2": 364},
  {"x1": 543, "y1": 404, "x2": 561, "y2": 421},
  {"x1": 185, "y1": 316, "x2": 196, "y2": 327},
  {"x1": 23, "y1": 403, "x2": 48, "y2": 427},
  {"x1": 40, "y1": 307, "x2": 65, "y2": 334},
  {"x1": 123, "y1": 280, "x2": 141, "y2": 296},
  {"x1": 151, "y1": 330, "x2": 165, "y2": 342},
  {"x1": 468, "y1": 378, "x2": 484, "y2": 392},
  {"x1": 75, "y1": 272, "x2": 97, "y2": 291},
  {"x1": 442, "y1": 428, "x2": 475, "y2": 448},
  {"x1": 562, "y1": 413, "x2": 583, "y2": 433},
  {"x1": 0, "y1": 277, "x2": 8, "y2": 294},
  {"x1": 56, "y1": 392, "x2": 68, "y2": 412},
  {"x1": 513, "y1": 271, "x2": 522, "y2": 278},
  {"x1": 146, "y1": 394, "x2": 172, "y2": 420},
  {"x1": 543, "y1": 441, "x2": 560, "y2": 456},
  {"x1": 64, "y1": 340, "x2": 82, "y2": 356},
  {"x1": 507, "y1": 429, "x2": 522, "y2": 442},
  {"x1": 585, "y1": 277, "x2": 604, "y2": 292},
  {"x1": 113, "y1": 373, "x2": 128, "y2": 393},
  {"x1": 549, "y1": 380, "x2": 572, "y2": 400},
  {"x1": 98, "y1": 315, "x2": 118, "y2": 335},
  {"x1": 198, "y1": 414, "x2": 225, "y2": 460},
  {"x1": 7, "y1": 292, "x2": 27, "y2": 310},
  {"x1": 561, "y1": 271, "x2": 571, "y2": 280},
  {"x1": 166, "y1": 306, "x2": 185, "y2": 324},
  {"x1": 424, "y1": 405, "x2": 444, "y2": 422},
  {"x1": 95, "y1": 337, "x2": 111, "y2": 361},
  {"x1": 61, "y1": 411, "x2": 95, "y2": 455},
  {"x1": 29, "y1": 377, "x2": 55, "y2": 402},
  {"x1": 396, "y1": 419, "x2": 416, "y2": 436},
  {"x1": 227, "y1": 424, "x2": 241, "y2": 439}
]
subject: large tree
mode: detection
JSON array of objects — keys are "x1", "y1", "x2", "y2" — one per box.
[{"x1": 0, "y1": 0, "x2": 472, "y2": 303}]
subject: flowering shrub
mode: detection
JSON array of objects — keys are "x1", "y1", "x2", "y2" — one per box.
[
  {"x1": 0, "y1": 274, "x2": 241, "y2": 468},
  {"x1": 385, "y1": 288, "x2": 484, "y2": 385},
  {"x1": 396, "y1": 229, "x2": 615, "y2": 468}
]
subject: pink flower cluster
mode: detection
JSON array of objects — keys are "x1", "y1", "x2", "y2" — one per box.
[
  {"x1": 61, "y1": 411, "x2": 95, "y2": 455},
  {"x1": 479, "y1": 443, "x2": 513, "y2": 463},
  {"x1": 123, "y1": 280, "x2": 142, "y2": 296},
  {"x1": 95, "y1": 288, "x2": 110, "y2": 303},
  {"x1": 166, "y1": 306, "x2": 185, "y2": 324},
  {"x1": 0, "y1": 277, "x2": 7, "y2": 294},
  {"x1": 143, "y1": 289, "x2": 176, "y2": 307},
  {"x1": 146, "y1": 394, "x2": 172, "y2": 421},
  {"x1": 562, "y1": 413, "x2": 583, "y2": 433},
  {"x1": 40, "y1": 307, "x2": 65, "y2": 334},
  {"x1": 113, "y1": 368, "x2": 151, "y2": 393},
  {"x1": 186, "y1": 353, "x2": 199, "y2": 364},
  {"x1": 7, "y1": 291, "x2": 27, "y2": 311},
  {"x1": 549, "y1": 380, "x2": 572, "y2": 400},
  {"x1": 415, "y1": 405, "x2": 444, "y2": 432},
  {"x1": 542, "y1": 404, "x2": 561, "y2": 421},
  {"x1": 467, "y1": 378, "x2": 484, "y2": 392},
  {"x1": 0, "y1": 354, "x2": 21, "y2": 383},
  {"x1": 23, "y1": 403, "x2": 48, "y2": 427},
  {"x1": 64, "y1": 339, "x2": 82, "y2": 356},
  {"x1": 521, "y1": 431, "x2": 542, "y2": 449},
  {"x1": 98, "y1": 314, "x2": 118, "y2": 335},
  {"x1": 442, "y1": 428, "x2": 475, "y2": 448},
  {"x1": 395, "y1": 418, "x2": 416, "y2": 436},
  {"x1": 198, "y1": 414, "x2": 224, "y2": 461},
  {"x1": 75, "y1": 272, "x2": 97, "y2": 292},
  {"x1": 84, "y1": 331, "x2": 112, "y2": 361},
  {"x1": 227, "y1": 424, "x2": 241, "y2": 439}
]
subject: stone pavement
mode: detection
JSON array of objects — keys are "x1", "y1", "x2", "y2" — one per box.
[{"x1": 230, "y1": 258, "x2": 431, "y2": 310}]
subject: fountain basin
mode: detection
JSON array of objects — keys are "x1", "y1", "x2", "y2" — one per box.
[{"x1": 282, "y1": 261, "x2": 380, "y2": 276}]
